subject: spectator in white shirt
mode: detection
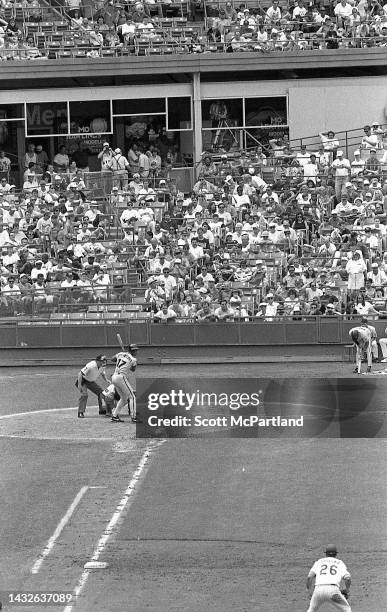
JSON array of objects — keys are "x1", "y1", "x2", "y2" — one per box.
[
  {"x1": 351, "y1": 149, "x2": 366, "y2": 176},
  {"x1": 97, "y1": 142, "x2": 114, "y2": 171},
  {"x1": 296, "y1": 144, "x2": 313, "y2": 167},
  {"x1": 154, "y1": 303, "x2": 177, "y2": 322},
  {"x1": 361, "y1": 125, "x2": 379, "y2": 149},
  {"x1": 368, "y1": 262, "x2": 387, "y2": 286},
  {"x1": 264, "y1": 293, "x2": 279, "y2": 319},
  {"x1": 334, "y1": 0, "x2": 353, "y2": 26},
  {"x1": 331, "y1": 150, "x2": 351, "y2": 199},
  {"x1": 158, "y1": 267, "x2": 177, "y2": 300},
  {"x1": 303, "y1": 154, "x2": 319, "y2": 184},
  {"x1": 265, "y1": 0, "x2": 281, "y2": 23},
  {"x1": 319, "y1": 130, "x2": 340, "y2": 154},
  {"x1": 189, "y1": 237, "x2": 204, "y2": 262},
  {"x1": 31, "y1": 260, "x2": 48, "y2": 281}
]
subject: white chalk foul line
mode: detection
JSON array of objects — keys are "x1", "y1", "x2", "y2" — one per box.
[
  {"x1": 31, "y1": 486, "x2": 89, "y2": 575},
  {"x1": 0, "y1": 406, "x2": 80, "y2": 420},
  {"x1": 63, "y1": 439, "x2": 165, "y2": 612}
]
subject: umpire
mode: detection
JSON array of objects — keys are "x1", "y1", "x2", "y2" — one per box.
[{"x1": 76, "y1": 355, "x2": 110, "y2": 418}]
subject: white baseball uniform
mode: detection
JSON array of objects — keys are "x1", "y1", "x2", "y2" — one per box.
[
  {"x1": 307, "y1": 556, "x2": 351, "y2": 612},
  {"x1": 349, "y1": 326, "x2": 372, "y2": 373},
  {"x1": 111, "y1": 351, "x2": 137, "y2": 418}
]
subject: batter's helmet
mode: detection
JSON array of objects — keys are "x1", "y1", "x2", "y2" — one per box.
[{"x1": 129, "y1": 344, "x2": 139, "y2": 352}]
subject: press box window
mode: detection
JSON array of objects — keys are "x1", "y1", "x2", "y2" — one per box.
[
  {"x1": 0, "y1": 104, "x2": 25, "y2": 120},
  {"x1": 244, "y1": 97, "x2": 287, "y2": 127},
  {"x1": 113, "y1": 99, "x2": 165, "y2": 115},
  {"x1": 26, "y1": 102, "x2": 68, "y2": 136},
  {"x1": 167, "y1": 97, "x2": 192, "y2": 130},
  {"x1": 69, "y1": 101, "x2": 111, "y2": 134}
]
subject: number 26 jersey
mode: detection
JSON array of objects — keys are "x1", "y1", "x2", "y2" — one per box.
[{"x1": 311, "y1": 557, "x2": 350, "y2": 586}]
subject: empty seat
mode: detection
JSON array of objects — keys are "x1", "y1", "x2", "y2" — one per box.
[
  {"x1": 57, "y1": 50, "x2": 72, "y2": 59},
  {"x1": 50, "y1": 312, "x2": 68, "y2": 320},
  {"x1": 121, "y1": 311, "x2": 138, "y2": 319},
  {"x1": 41, "y1": 22, "x2": 54, "y2": 32},
  {"x1": 160, "y1": 19, "x2": 173, "y2": 28},
  {"x1": 51, "y1": 32, "x2": 64, "y2": 42},
  {"x1": 101, "y1": 48, "x2": 116, "y2": 57},
  {"x1": 26, "y1": 23, "x2": 40, "y2": 35},
  {"x1": 55, "y1": 21, "x2": 69, "y2": 31},
  {"x1": 103, "y1": 311, "x2": 121, "y2": 319},
  {"x1": 86, "y1": 312, "x2": 103, "y2": 319},
  {"x1": 131, "y1": 296, "x2": 146, "y2": 305},
  {"x1": 68, "y1": 312, "x2": 86, "y2": 319}
]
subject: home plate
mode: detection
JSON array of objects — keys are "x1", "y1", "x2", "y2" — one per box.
[{"x1": 84, "y1": 561, "x2": 108, "y2": 569}]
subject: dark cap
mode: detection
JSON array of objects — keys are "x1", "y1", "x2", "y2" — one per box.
[
  {"x1": 325, "y1": 544, "x2": 337, "y2": 555},
  {"x1": 95, "y1": 354, "x2": 107, "y2": 363}
]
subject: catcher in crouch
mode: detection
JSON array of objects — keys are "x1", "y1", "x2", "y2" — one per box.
[{"x1": 349, "y1": 326, "x2": 372, "y2": 374}]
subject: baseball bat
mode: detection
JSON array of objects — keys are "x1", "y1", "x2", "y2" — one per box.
[{"x1": 116, "y1": 333, "x2": 125, "y2": 351}]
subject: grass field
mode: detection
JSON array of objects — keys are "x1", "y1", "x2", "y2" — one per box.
[{"x1": 0, "y1": 364, "x2": 386, "y2": 612}]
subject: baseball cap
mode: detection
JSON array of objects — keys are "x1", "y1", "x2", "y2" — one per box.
[
  {"x1": 325, "y1": 544, "x2": 337, "y2": 555},
  {"x1": 370, "y1": 148, "x2": 376, "y2": 153},
  {"x1": 354, "y1": 149, "x2": 360, "y2": 155},
  {"x1": 114, "y1": 148, "x2": 121, "y2": 154},
  {"x1": 371, "y1": 262, "x2": 378, "y2": 267},
  {"x1": 129, "y1": 343, "x2": 138, "y2": 351},
  {"x1": 103, "y1": 142, "x2": 109, "y2": 146},
  {"x1": 336, "y1": 150, "x2": 343, "y2": 156},
  {"x1": 96, "y1": 354, "x2": 107, "y2": 362}
]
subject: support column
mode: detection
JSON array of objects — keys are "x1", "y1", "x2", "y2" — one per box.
[{"x1": 192, "y1": 72, "x2": 202, "y2": 182}]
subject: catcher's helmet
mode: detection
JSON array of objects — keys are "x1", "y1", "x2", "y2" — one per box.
[
  {"x1": 129, "y1": 344, "x2": 139, "y2": 352},
  {"x1": 325, "y1": 544, "x2": 337, "y2": 556}
]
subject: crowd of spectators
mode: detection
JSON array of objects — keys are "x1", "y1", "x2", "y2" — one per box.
[
  {"x1": 1, "y1": 0, "x2": 387, "y2": 59},
  {"x1": 1, "y1": 123, "x2": 387, "y2": 330},
  {"x1": 206, "y1": 0, "x2": 387, "y2": 50}
]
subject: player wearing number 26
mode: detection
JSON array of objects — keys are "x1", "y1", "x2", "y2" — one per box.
[
  {"x1": 111, "y1": 344, "x2": 139, "y2": 423},
  {"x1": 306, "y1": 544, "x2": 352, "y2": 611}
]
